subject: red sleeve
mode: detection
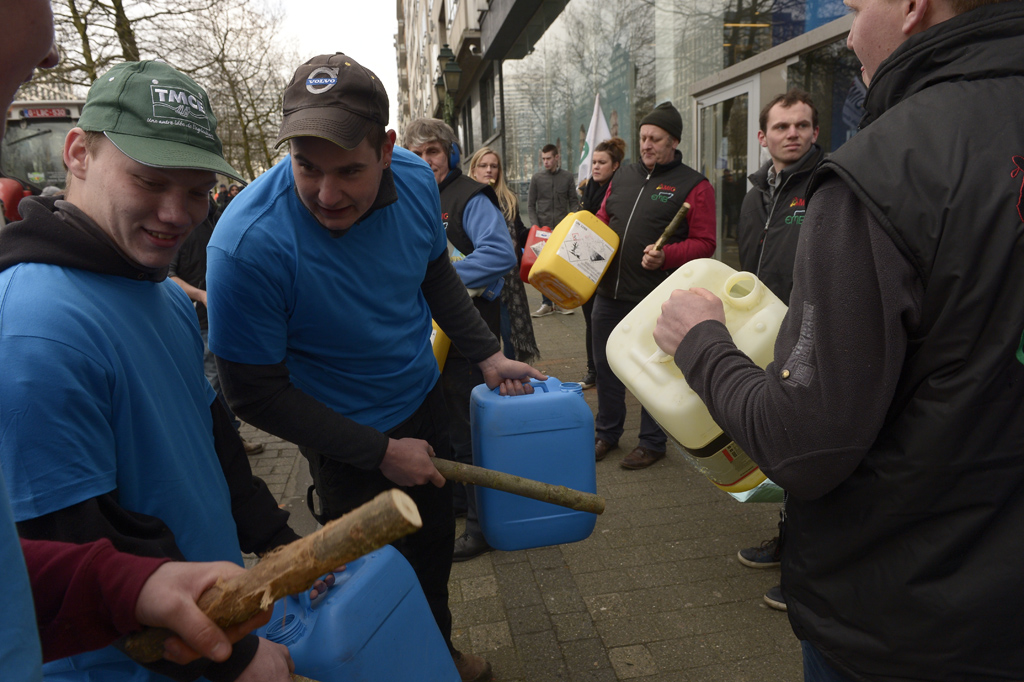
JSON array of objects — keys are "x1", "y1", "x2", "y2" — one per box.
[
  {"x1": 20, "y1": 537, "x2": 169, "y2": 662},
  {"x1": 662, "y1": 179, "x2": 717, "y2": 269},
  {"x1": 596, "y1": 181, "x2": 612, "y2": 225}
]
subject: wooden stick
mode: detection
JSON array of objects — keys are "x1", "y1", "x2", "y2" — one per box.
[
  {"x1": 121, "y1": 489, "x2": 422, "y2": 664},
  {"x1": 653, "y1": 201, "x2": 692, "y2": 251},
  {"x1": 433, "y1": 458, "x2": 605, "y2": 515}
]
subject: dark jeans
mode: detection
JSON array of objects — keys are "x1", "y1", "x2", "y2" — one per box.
[
  {"x1": 802, "y1": 641, "x2": 859, "y2": 682},
  {"x1": 301, "y1": 381, "x2": 456, "y2": 651},
  {"x1": 591, "y1": 294, "x2": 666, "y2": 451},
  {"x1": 582, "y1": 295, "x2": 595, "y2": 373},
  {"x1": 441, "y1": 354, "x2": 485, "y2": 541},
  {"x1": 441, "y1": 295, "x2": 500, "y2": 543},
  {"x1": 500, "y1": 301, "x2": 515, "y2": 360}
]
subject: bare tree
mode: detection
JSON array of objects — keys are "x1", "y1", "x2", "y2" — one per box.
[{"x1": 34, "y1": 0, "x2": 295, "y2": 181}]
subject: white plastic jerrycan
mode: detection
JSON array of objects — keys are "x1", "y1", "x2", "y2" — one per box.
[{"x1": 606, "y1": 259, "x2": 787, "y2": 502}]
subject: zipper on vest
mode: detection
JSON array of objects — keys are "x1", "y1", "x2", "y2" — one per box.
[
  {"x1": 755, "y1": 171, "x2": 795, "y2": 278},
  {"x1": 614, "y1": 169, "x2": 653, "y2": 298}
]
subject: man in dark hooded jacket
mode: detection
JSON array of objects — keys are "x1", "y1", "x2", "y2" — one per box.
[{"x1": 654, "y1": 0, "x2": 1024, "y2": 679}]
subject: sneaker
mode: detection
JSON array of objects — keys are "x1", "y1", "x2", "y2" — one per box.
[
  {"x1": 242, "y1": 438, "x2": 264, "y2": 456},
  {"x1": 453, "y1": 650, "x2": 493, "y2": 682},
  {"x1": 555, "y1": 305, "x2": 574, "y2": 314},
  {"x1": 620, "y1": 446, "x2": 665, "y2": 469},
  {"x1": 764, "y1": 584, "x2": 787, "y2": 611},
  {"x1": 581, "y1": 370, "x2": 596, "y2": 389},
  {"x1": 737, "y1": 537, "x2": 781, "y2": 568},
  {"x1": 532, "y1": 303, "x2": 555, "y2": 317}
]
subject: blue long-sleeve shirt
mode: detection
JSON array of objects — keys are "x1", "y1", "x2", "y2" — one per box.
[{"x1": 452, "y1": 194, "x2": 516, "y2": 293}]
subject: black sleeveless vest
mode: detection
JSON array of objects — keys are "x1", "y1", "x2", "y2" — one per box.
[
  {"x1": 598, "y1": 154, "x2": 704, "y2": 302},
  {"x1": 786, "y1": 5, "x2": 1024, "y2": 678},
  {"x1": 438, "y1": 169, "x2": 501, "y2": 258}
]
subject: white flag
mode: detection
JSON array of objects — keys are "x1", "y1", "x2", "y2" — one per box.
[{"x1": 577, "y1": 93, "x2": 612, "y2": 185}]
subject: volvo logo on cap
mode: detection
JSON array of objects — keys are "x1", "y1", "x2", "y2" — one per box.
[{"x1": 306, "y1": 66, "x2": 339, "y2": 94}]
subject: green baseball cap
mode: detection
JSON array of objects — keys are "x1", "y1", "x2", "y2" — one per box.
[{"x1": 78, "y1": 61, "x2": 243, "y2": 182}]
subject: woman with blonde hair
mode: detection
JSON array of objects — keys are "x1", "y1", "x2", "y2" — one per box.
[{"x1": 469, "y1": 147, "x2": 539, "y2": 364}]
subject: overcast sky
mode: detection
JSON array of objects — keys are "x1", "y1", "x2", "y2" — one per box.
[{"x1": 280, "y1": 2, "x2": 402, "y2": 131}]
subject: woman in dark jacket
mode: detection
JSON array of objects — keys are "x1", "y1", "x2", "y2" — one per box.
[{"x1": 579, "y1": 137, "x2": 626, "y2": 388}]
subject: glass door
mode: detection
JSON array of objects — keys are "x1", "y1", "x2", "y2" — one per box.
[{"x1": 696, "y1": 78, "x2": 760, "y2": 269}]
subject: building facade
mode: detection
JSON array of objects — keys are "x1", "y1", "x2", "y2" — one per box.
[{"x1": 395, "y1": 0, "x2": 861, "y2": 264}]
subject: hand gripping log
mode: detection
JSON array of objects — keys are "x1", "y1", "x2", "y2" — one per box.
[
  {"x1": 432, "y1": 458, "x2": 605, "y2": 515},
  {"x1": 121, "y1": 489, "x2": 422, "y2": 664},
  {"x1": 653, "y1": 201, "x2": 692, "y2": 251}
]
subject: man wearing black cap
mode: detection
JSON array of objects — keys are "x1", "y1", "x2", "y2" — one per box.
[
  {"x1": 207, "y1": 53, "x2": 544, "y2": 682},
  {"x1": 592, "y1": 101, "x2": 716, "y2": 469}
]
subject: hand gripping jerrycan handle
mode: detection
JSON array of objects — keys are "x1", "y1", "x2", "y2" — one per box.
[
  {"x1": 648, "y1": 270, "x2": 766, "y2": 364},
  {"x1": 491, "y1": 378, "x2": 586, "y2": 398}
]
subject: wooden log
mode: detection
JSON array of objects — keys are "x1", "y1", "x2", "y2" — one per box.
[
  {"x1": 653, "y1": 202, "x2": 692, "y2": 251},
  {"x1": 121, "y1": 489, "x2": 422, "y2": 664},
  {"x1": 433, "y1": 458, "x2": 605, "y2": 515}
]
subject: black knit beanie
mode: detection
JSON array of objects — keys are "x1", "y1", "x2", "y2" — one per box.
[{"x1": 640, "y1": 102, "x2": 682, "y2": 140}]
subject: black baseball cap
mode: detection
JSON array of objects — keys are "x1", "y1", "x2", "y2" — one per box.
[{"x1": 276, "y1": 53, "x2": 389, "y2": 150}]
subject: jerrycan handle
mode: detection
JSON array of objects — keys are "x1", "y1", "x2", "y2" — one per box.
[
  {"x1": 493, "y1": 378, "x2": 550, "y2": 397},
  {"x1": 645, "y1": 271, "x2": 763, "y2": 365}
]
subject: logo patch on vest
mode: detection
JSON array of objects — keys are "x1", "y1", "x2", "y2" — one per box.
[{"x1": 789, "y1": 197, "x2": 806, "y2": 208}]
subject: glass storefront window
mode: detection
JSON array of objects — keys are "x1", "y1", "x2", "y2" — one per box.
[{"x1": 787, "y1": 38, "x2": 865, "y2": 153}]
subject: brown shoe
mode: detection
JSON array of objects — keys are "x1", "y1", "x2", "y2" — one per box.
[
  {"x1": 595, "y1": 438, "x2": 615, "y2": 462},
  {"x1": 620, "y1": 446, "x2": 665, "y2": 469},
  {"x1": 241, "y1": 438, "x2": 264, "y2": 456},
  {"x1": 453, "y1": 650, "x2": 493, "y2": 682}
]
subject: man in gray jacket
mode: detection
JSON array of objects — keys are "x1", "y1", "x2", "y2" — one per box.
[{"x1": 527, "y1": 144, "x2": 578, "y2": 316}]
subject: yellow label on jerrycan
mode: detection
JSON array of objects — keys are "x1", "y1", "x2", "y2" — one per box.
[
  {"x1": 430, "y1": 320, "x2": 450, "y2": 372},
  {"x1": 606, "y1": 259, "x2": 787, "y2": 498},
  {"x1": 528, "y1": 210, "x2": 619, "y2": 309}
]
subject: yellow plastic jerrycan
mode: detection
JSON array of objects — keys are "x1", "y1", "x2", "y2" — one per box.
[
  {"x1": 606, "y1": 259, "x2": 787, "y2": 501},
  {"x1": 430, "y1": 320, "x2": 450, "y2": 372},
  {"x1": 528, "y1": 210, "x2": 619, "y2": 309}
]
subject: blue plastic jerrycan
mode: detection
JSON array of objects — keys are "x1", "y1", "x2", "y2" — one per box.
[
  {"x1": 470, "y1": 376, "x2": 597, "y2": 551},
  {"x1": 256, "y1": 545, "x2": 458, "y2": 681}
]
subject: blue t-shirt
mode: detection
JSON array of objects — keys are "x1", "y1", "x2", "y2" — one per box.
[
  {"x1": 208, "y1": 147, "x2": 448, "y2": 432},
  {"x1": 0, "y1": 471, "x2": 42, "y2": 682},
  {"x1": 0, "y1": 264, "x2": 242, "y2": 681}
]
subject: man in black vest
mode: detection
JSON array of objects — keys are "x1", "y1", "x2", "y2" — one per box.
[
  {"x1": 405, "y1": 118, "x2": 517, "y2": 563},
  {"x1": 733, "y1": 88, "x2": 824, "y2": 612},
  {"x1": 593, "y1": 101, "x2": 717, "y2": 469},
  {"x1": 654, "y1": 0, "x2": 1024, "y2": 679}
]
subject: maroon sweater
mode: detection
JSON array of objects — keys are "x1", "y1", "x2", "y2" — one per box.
[{"x1": 20, "y1": 537, "x2": 168, "y2": 662}]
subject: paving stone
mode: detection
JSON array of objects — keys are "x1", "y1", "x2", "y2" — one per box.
[
  {"x1": 506, "y1": 604, "x2": 552, "y2": 635},
  {"x1": 461, "y1": 574, "x2": 499, "y2": 601},
  {"x1": 469, "y1": 621, "x2": 514, "y2": 651},
  {"x1": 608, "y1": 645, "x2": 658, "y2": 679},
  {"x1": 561, "y1": 637, "x2": 612, "y2": 675},
  {"x1": 551, "y1": 612, "x2": 598, "y2": 642}
]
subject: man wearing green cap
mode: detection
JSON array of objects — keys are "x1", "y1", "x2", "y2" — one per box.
[{"x1": 0, "y1": 60, "x2": 303, "y2": 682}]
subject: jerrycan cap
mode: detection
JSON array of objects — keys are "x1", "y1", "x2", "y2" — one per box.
[
  {"x1": 559, "y1": 382, "x2": 585, "y2": 397},
  {"x1": 721, "y1": 271, "x2": 763, "y2": 311}
]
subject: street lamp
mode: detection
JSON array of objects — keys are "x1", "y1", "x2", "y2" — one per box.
[{"x1": 436, "y1": 44, "x2": 461, "y2": 128}]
